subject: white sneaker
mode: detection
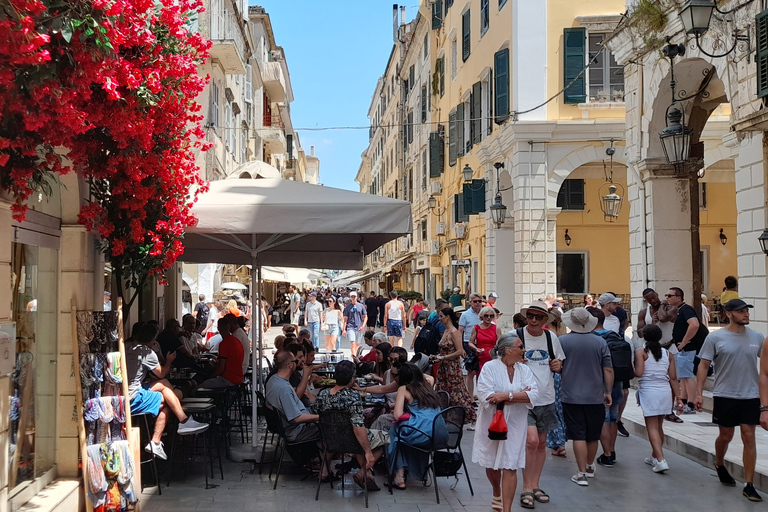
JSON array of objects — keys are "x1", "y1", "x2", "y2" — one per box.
[
  {"x1": 144, "y1": 441, "x2": 168, "y2": 460},
  {"x1": 177, "y1": 416, "x2": 209, "y2": 435},
  {"x1": 644, "y1": 457, "x2": 657, "y2": 466},
  {"x1": 653, "y1": 459, "x2": 669, "y2": 473},
  {"x1": 585, "y1": 464, "x2": 596, "y2": 478},
  {"x1": 571, "y1": 472, "x2": 589, "y2": 486}
]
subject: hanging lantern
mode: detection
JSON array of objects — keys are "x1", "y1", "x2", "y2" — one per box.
[
  {"x1": 679, "y1": 0, "x2": 715, "y2": 36},
  {"x1": 599, "y1": 183, "x2": 624, "y2": 222},
  {"x1": 660, "y1": 107, "x2": 692, "y2": 167},
  {"x1": 489, "y1": 193, "x2": 507, "y2": 228}
]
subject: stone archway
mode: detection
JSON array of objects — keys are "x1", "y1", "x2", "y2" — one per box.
[{"x1": 547, "y1": 144, "x2": 627, "y2": 210}]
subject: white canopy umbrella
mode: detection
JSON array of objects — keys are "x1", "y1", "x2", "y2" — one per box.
[
  {"x1": 179, "y1": 178, "x2": 411, "y2": 449},
  {"x1": 220, "y1": 281, "x2": 248, "y2": 290}
]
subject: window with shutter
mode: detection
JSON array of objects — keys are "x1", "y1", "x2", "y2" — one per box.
[
  {"x1": 429, "y1": 132, "x2": 444, "y2": 177},
  {"x1": 758, "y1": 9, "x2": 768, "y2": 98},
  {"x1": 421, "y1": 85, "x2": 428, "y2": 122},
  {"x1": 471, "y1": 81, "x2": 482, "y2": 145},
  {"x1": 439, "y1": 57, "x2": 445, "y2": 96},
  {"x1": 448, "y1": 111, "x2": 458, "y2": 166},
  {"x1": 481, "y1": 0, "x2": 489, "y2": 35},
  {"x1": 446, "y1": 0, "x2": 454, "y2": 9},
  {"x1": 432, "y1": 1, "x2": 442, "y2": 29},
  {"x1": 454, "y1": 193, "x2": 469, "y2": 222},
  {"x1": 556, "y1": 179, "x2": 585, "y2": 210},
  {"x1": 494, "y1": 48, "x2": 509, "y2": 123},
  {"x1": 245, "y1": 64, "x2": 252, "y2": 102},
  {"x1": 462, "y1": 10, "x2": 471, "y2": 61},
  {"x1": 486, "y1": 69, "x2": 493, "y2": 136},
  {"x1": 463, "y1": 180, "x2": 486, "y2": 214},
  {"x1": 410, "y1": 65, "x2": 415, "y2": 90},
  {"x1": 407, "y1": 111, "x2": 414, "y2": 144},
  {"x1": 563, "y1": 28, "x2": 587, "y2": 104},
  {"x1": 457, "y1": 103, "x2": 465, "y2": 157}
]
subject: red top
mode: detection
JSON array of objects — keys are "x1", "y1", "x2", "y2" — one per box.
[
  {"x1": 218, "y1": 334, "x2": 244, "y2": 385},
  {"x1": 474, "y1": 323, "x2": 498, "y2": 369},
  {"x1": 360, "y1": 349, "x2": 378, "y2": 362}
]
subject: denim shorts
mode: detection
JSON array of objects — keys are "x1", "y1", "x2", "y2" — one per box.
[
  {"x1": 676, "y1": 349, "x2": 697, "y2": 379},
  {"x1": 346, "y1": 328, "x2": 363, "y2": 343},
  {"x1": 386, "y1": 320, "x2": 403, "y2": 337},
  {"x1": 604, "y1": 383, "x2": 625, "y2": 423},
  {"x1": 325, "y1": 324, "x2": 340, "y2": 336}
]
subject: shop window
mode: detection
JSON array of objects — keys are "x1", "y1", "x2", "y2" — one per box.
[{"x1": 557, "y1": 252, "x2": 587, "y2": 294}]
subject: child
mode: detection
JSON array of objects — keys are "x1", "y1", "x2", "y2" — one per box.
[{"x1": 409, "y1": 311, "x2": 429, "y2": 351}]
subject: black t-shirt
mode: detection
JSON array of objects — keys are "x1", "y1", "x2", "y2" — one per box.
[
  {"x1": 194, "y1": 302, "x2": 209, "y2": 333},
  {"x1": 672, "y1": 303, "x2": 708, "y2": 352},
  {"x1": 377, "y1": 298, "x2": 388, "y2": 321},
  {"x1": 614, "y1": 306, "x2": 627, "y2": 333},
  {"x1": 157, "y1": 330, "x2": 182, "y2": 357},
  {"x1": 364, "y1": 297, "x2": 379, "y2": 318}
]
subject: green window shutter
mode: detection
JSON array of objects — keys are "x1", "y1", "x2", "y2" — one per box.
[
  {"x1": 429, "y1": 132, "x2": 444, "y2": 177},
  {"x1": 439, "y1": 58, "x2": 445, "y2": 96},
  {"x1": 421, "y1": 85, "x2": 428, "y2": 123},
  {"x1": 455, "y1": 193, "x2": 470, "y2": 222},
  {"x1": 432, "y1": 1, "x2": 443, "y2": 29},
  {"x1": 463, "y1": 180, "x2": 486, "y2": 215},
  {"x1": 462, "y1": 10, "x2": 471, "y2": 61},
  {"x1": 471, "y1": 81, "x2": 482, "y2": 145},
  {"x1": 758, "y1": 9, "x2": 768, "y2": 98},
  {"x1": 563, "y1": 28, "x2": 587, "y2": 104},
  {"x1": 448, "y1": 111, "x2": 458, "y2": 166},
  {"x1": 457, "y1": 103, "x2": 465, "y2": 157},
  {"x1": 494, "y1": 48, "x2": 510, "y2": 123},
  {"x1": 487, "y1": 68, "x2": 493, "y2": 136}
]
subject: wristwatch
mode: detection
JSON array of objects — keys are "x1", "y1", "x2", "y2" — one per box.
[{"x1": 508, "y1": 392, "x2": 514, "y2": 402}]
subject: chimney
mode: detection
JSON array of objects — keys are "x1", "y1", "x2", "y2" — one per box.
[
  {"x1": 400, "y1": 5, "x2": 406, "y2": 26},
  {"x1": 393, "y1": 4, "x2": 398, "y2": 43},
  {"x1": 311, "y1": 146, "x2": 315, "y2": 157}
]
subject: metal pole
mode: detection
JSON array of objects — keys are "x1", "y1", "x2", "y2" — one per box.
[{"x1": 250, "y1": 255, "x2": 263, "y2": 448}]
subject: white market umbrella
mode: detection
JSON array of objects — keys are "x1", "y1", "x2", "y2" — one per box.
[
  {"x1": 220, "y1": 281, "x2": 248, "y2": 290},
  {"x1": 179, "y1": 177, "x2": 412, "y2": 447}
]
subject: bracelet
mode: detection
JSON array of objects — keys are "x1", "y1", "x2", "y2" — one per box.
[{"x1": 760, "y1": 405, "x2": 768, "y2": 412}]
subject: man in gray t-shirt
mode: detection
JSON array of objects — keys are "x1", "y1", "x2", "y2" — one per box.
[
  {"x1": 694, "y1": 299, "x2": 763, "y2": 500},
  {"x1": 265, "y1": 350, "x2": 320, "y2": 443}
]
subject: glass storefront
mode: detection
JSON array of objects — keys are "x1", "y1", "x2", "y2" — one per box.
[{"x1": 10, "y1": 242, "x2": 58, "y2": 492}]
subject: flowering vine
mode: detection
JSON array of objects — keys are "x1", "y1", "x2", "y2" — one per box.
[{"x1": 0, "y1": 0, "x2": 212, "y2": 309}]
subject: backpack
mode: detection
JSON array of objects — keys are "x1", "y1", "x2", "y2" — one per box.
[
  {"x1": 516, "y1": 328, "x2": 555, "y2": 360},
  {"x1": 600, "y1": 330, "x2": 634, "y2": 382},
  {"x1": 414, "y1": 317, "x2": 442, "y2": 356}
]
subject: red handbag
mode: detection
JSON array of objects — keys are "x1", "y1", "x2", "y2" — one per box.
[{"x1": 487, "y1": 402, "x2": 508, "y2": 440}]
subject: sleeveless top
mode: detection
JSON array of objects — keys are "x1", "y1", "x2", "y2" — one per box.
[
  {"x1": 644, "y1": 308, "x2": 674, "y2": 345},
  {"x1": 388, "y1": 301, "x2": 403, "y2": 321},
  {"x1": 325, "y1": 309, "x2": 340, "y2": 325},
  {"x1": 474, "y1": 324, "x2": 497, "y2": 368},
  {"x1": 639, "y1": 348, "x2": 670, "y2": 388}
]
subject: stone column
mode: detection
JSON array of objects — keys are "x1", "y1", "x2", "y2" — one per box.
[{"x1": 733, "y1": 132, "x2": 768, "y2": 334}]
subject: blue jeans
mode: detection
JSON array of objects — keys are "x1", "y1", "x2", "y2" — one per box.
[{"x1": 307, "y1": 321, "x2": 320, "y2": 349}]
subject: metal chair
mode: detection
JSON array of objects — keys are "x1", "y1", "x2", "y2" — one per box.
[
  {"x1": 268, "y1": 406, "x2": 319, "y2": 489},
  {"x1": 389, "y1": 405, "x2": 473, "y2": 504},
  {"x1": 255, "y1": 390, "x2": 281, "y2": 474},
  {"x1": 437, "y1": 390, "x2": 450, "y2": 409},
  {"x1": 165, "y1": 403, "x2": 222, "y2": 489},
  {"x1": 314, "y1": 410, "x2": 380, "y2": 508}
]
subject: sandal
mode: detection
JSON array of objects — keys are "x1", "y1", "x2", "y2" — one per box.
[
  {"x1": 551, "y1": 447, "x2": 566, "y2": 458},
  {"x1": 532, "y1": 488, "x2": 550, "y2": 504},
  {"x1": 665, "y1": 413, "x2": 683, "y2": 423},
  {"x1": 492, "y1": 495, "x2": 503, "y2": 511},
  {"x1": 384, "y1": 478, "x2": 406, "y2": 490},
  {"x1": 520, "y1": 492, "x2": 535, "y2": 509},
  {"x1": 353, "y1": 472, "x2": 366, "y2": 490}
]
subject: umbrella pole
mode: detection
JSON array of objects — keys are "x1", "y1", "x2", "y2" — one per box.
[{"x1": 252, "y1": 260, "x2": 263, "y2": 448}]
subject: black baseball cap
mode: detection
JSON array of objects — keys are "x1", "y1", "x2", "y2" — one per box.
[{"x1": 723, "y1": 299, "x2": 754, "y2": 312}]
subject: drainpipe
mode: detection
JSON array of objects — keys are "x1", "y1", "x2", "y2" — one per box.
[{"x1": 528, "y1": 142, "x2": 534, "y2": 302}]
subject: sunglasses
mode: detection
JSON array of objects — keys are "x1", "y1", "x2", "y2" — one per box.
[
  {"x1": 482, "y1": 314, "x2": 495, "y2": 319},
  {"x1": 471, "y1": 299, "x2": 483, "y2": 303},
  {"x1": 526, "y1": 313, "x2": 547, "y2": 321},
  {"x1": 664, "y1": 294, "x2": 679, "y2": 298}
]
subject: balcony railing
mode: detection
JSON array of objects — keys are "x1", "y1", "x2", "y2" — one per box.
[{"x1": 209, "y1": 10, "x2": 246, "y2": 74}]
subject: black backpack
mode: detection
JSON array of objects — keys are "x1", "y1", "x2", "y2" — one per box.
[
  {"x1": 600, "y1": 330, "x2": 634, "y2": 382},
  {"x1": 414, "y1": 317, "x2": 442, "y2": 356}
]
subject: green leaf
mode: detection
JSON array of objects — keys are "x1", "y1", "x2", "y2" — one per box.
[
  {"x1": 62, "y1": 24, "x2": 73, "y2": 43},
  {"x1": 72, "y1": 19, "x2": 82, "y2": 27},
  {"x1": 84, "y1": 27, "x2": 94, "y2": 36}
]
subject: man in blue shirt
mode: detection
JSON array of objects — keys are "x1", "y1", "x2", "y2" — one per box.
[{"x1": 343, "y1": 291, "x2": 368, "y2": 356}]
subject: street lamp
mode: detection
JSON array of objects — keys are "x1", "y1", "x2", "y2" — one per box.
[
  {"x1": 564, "y1": 229, "x2": 572, "y2": 246},
  {"x1": 462, "y1": 164, "x2": 473, "y2": 183},
  {"x1": 601, "y1": 185, "x2": 623, "y2": 222},
  {"x1": 660, "y1": 107, "x2": 693, "y2": 166},
  {"x1": 679, "y1": 0, "x2": 715, "y2": 36},
  {"x1": 719, "y1": 228, "x2": 727, "y2": 246},
  {"x1": 489, "y1": 193, "x2": 507, "y2": 228},
  {"x1": 759, "y1": 229, "x2": 768, "y2": 256},
  {"x1": 428, "y1": 195, "x2": 437, "y2": 210}
]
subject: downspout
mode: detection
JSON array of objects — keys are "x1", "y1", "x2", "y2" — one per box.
[
  {"x1": 544, "y1": 143, "x2": 550, "y2": 295},
  {"x1": 528, "y1": 141, "x2": 534, "y2": 300}
]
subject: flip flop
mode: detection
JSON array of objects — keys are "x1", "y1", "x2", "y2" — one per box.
[{"x1": 551, "y1": 448, "x2": 566, "y2": 458}]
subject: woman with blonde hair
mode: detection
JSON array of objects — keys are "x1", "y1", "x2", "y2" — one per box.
[
  {"x1": 469, "y1": 306, "x2": 501, "y2": 370},
  {"x1": 227, "y1": 299, "x2": 241, "y2": 317}
]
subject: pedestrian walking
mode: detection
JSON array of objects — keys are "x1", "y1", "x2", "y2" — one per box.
[
  {"x1": 304, "y1": 291, "x2": 323, "y2": 350},
  {"x1": 472, "y1": 333, "x2": 538, "y2": 512},
  {"x1": 459, "y1": 293, "x2": 485, "y2": 403},
  {"x1": 343, "y1": 291, "x2": 368, "y2": 356},
  {"x1": 469, "y1": 306, "x2": 501, "y2": 370},
  {"x1": 545, "y1": 309, "x2": 567, "y2": 459},
  {"x1": 322, "y1": 297, "x2": 342, "y2": 351},
  {"x1": 634, "y1": 324, "x2": 680, "y2": 473},
  {"x1": 667, "y1": 287, "x2": 709, "y2": 415},
  {"x1": 383, "y1": 290, "x2": 406, "y2": 347},
  {"x1": 558, "y1": 307, "x2": 613, "y2": 488},
  {"x1": 694, "y1": 299, "x2": 764, "y2": 502}
]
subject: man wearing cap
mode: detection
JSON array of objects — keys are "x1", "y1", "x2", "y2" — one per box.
[
  {"x1": 558, "y1": 308, "x2": 613, "y2": 486},
  {"x1": 450, "y1": 287, "x2": 465, "y2": 308},
  {"x1": 694, "y1": 299, "x2": 764, "y2": 501},
  {"x1": 343, "y1": 291, "x2": 368, "y2": 357},
  {"x1": 516, "y1": 300, "x2": 566, "y2": 504},
  {"x1": 305, "y1": 292, "x2": 324, "y2": 350},
  {"x1": 459, "y1": 293, "x2": 485, "y2": 407},
  {"x1": 487, "y1": 292, "x2": 502, "y2": 318},
  {"x1": 598, "y1": 293, "x2": 622, "y2": 334}
]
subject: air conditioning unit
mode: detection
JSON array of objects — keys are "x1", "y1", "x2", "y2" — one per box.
[
  {"x1": 455, "y1": 223, "x2": 467, "y2": 239},
  {"x1": 436, "y1": 222, "x2": 446, "y2": 235},
  {"x1": 430, "y1": 181, "x2": 442, "y2": 194},
  {"x1": 430, "y1": 240, "x2": 440, "y2": 255}
]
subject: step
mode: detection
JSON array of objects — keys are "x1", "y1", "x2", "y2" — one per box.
[{"x1": 621, "y1": 388, "x2": 768, "y2": 492}]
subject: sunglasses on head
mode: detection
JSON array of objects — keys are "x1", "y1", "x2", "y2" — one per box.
[{"x1": 526, "y1": 313, "x2": 547, "y2": 321}]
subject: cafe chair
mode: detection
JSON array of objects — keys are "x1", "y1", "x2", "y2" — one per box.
[
  {"x1": 131, "y1": 412, "x2": 161, "y2": 495},
  {"x1": 270, "y1": 408, "x2": 319, "y2": 490},
  {"x1": 256, "y1": 391, "x2": 281, "y2": 475},
  {"x1": 389, "y1": 405, "x2": 473, "y2": 504},
  {"x1": 166, "y1": 403, "x2": 222, "y2": 490},
  {"x1": 437, "y1": 390, "x2": 450, "y2": 410},
  {"x1": 315, "y1": 410, "x2": 388, "y2": 508}
]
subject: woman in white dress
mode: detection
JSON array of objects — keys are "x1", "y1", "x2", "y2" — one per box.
[
  {"x1": 634, "y1": 324, "x2": 682, "y2": 473},
  {"x1": 472, "y1": 333, "x2": 538, "y2": 512}
]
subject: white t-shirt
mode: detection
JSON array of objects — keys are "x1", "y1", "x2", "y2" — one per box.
[
  {"x1": 305, "y1": 301, "x2": 323, "y2": 323},
  {"x1": 208, "y1": 306, "x2": 219, "y2": 333},
  {"x1": 208, "y1": 334, "x2": 223, "y2": 354},
  {"x1": 604, "y1": 314, "x2": 621, "y2": 334},
  {"x1": 517, "y1": 327, "x2": 566, "y2": 406},
  {"x1": 324, "y1": 309, "x2": 341, "y2": 325}
]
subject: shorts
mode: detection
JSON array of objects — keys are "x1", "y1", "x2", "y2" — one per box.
[
  {"x1": 562, "y1": 403, "x2": 605, "y2": 442},
  {"x1": 605, "y1": 383, "x2": 625, "y2": 423},
  {"x1": 527, "y1": 403, "x2": 560, "y2": 433},
  {"x1": 346, "y1": 328, "x2": 363, "y2": 343},
  {"x1": 324, "y1": 324, "x2": 340, "y2": 336},
  {"x1": 291, "y1": 312, "x2": 300, "y2": 325},
  {"x1": 130, "y1": 386, "x2": 162, "y2": 417},
  {"x1": 387, "y1": 320, "x2": 403, "y2": 338},
  {"x1": 712, "y1": 397, "x2": 760, "y2": 427},
  {"x1": 621, "y1": 380, "x2": 631, "y2": 390},
  {"x1": 676, "y1": 349, "x2": 696, "y2": 379},
  {"x1": 367, "y1": 316, "x2": 377, "y2": 328}
]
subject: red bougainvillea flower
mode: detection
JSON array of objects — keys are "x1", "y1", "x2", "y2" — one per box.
[{"x1": 0, "y1": 0, "x2": 212, "y2": 287}]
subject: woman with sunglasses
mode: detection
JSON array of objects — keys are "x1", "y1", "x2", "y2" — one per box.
[
  {"x1": 431, "y1": 307, "x2": 476, "y2": 426},
  {"x1": 470, "y1": 306, "x2": 502, "y2": 371}
]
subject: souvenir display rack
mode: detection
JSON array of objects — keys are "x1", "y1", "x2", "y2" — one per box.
[{"x1": 72, "y1": 298, "x2": 138, "y2": 511}]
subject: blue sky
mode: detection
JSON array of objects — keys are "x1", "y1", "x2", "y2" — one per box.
[{"x1": 258, "y1": 1, "x2": 416, "y2": 191}]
